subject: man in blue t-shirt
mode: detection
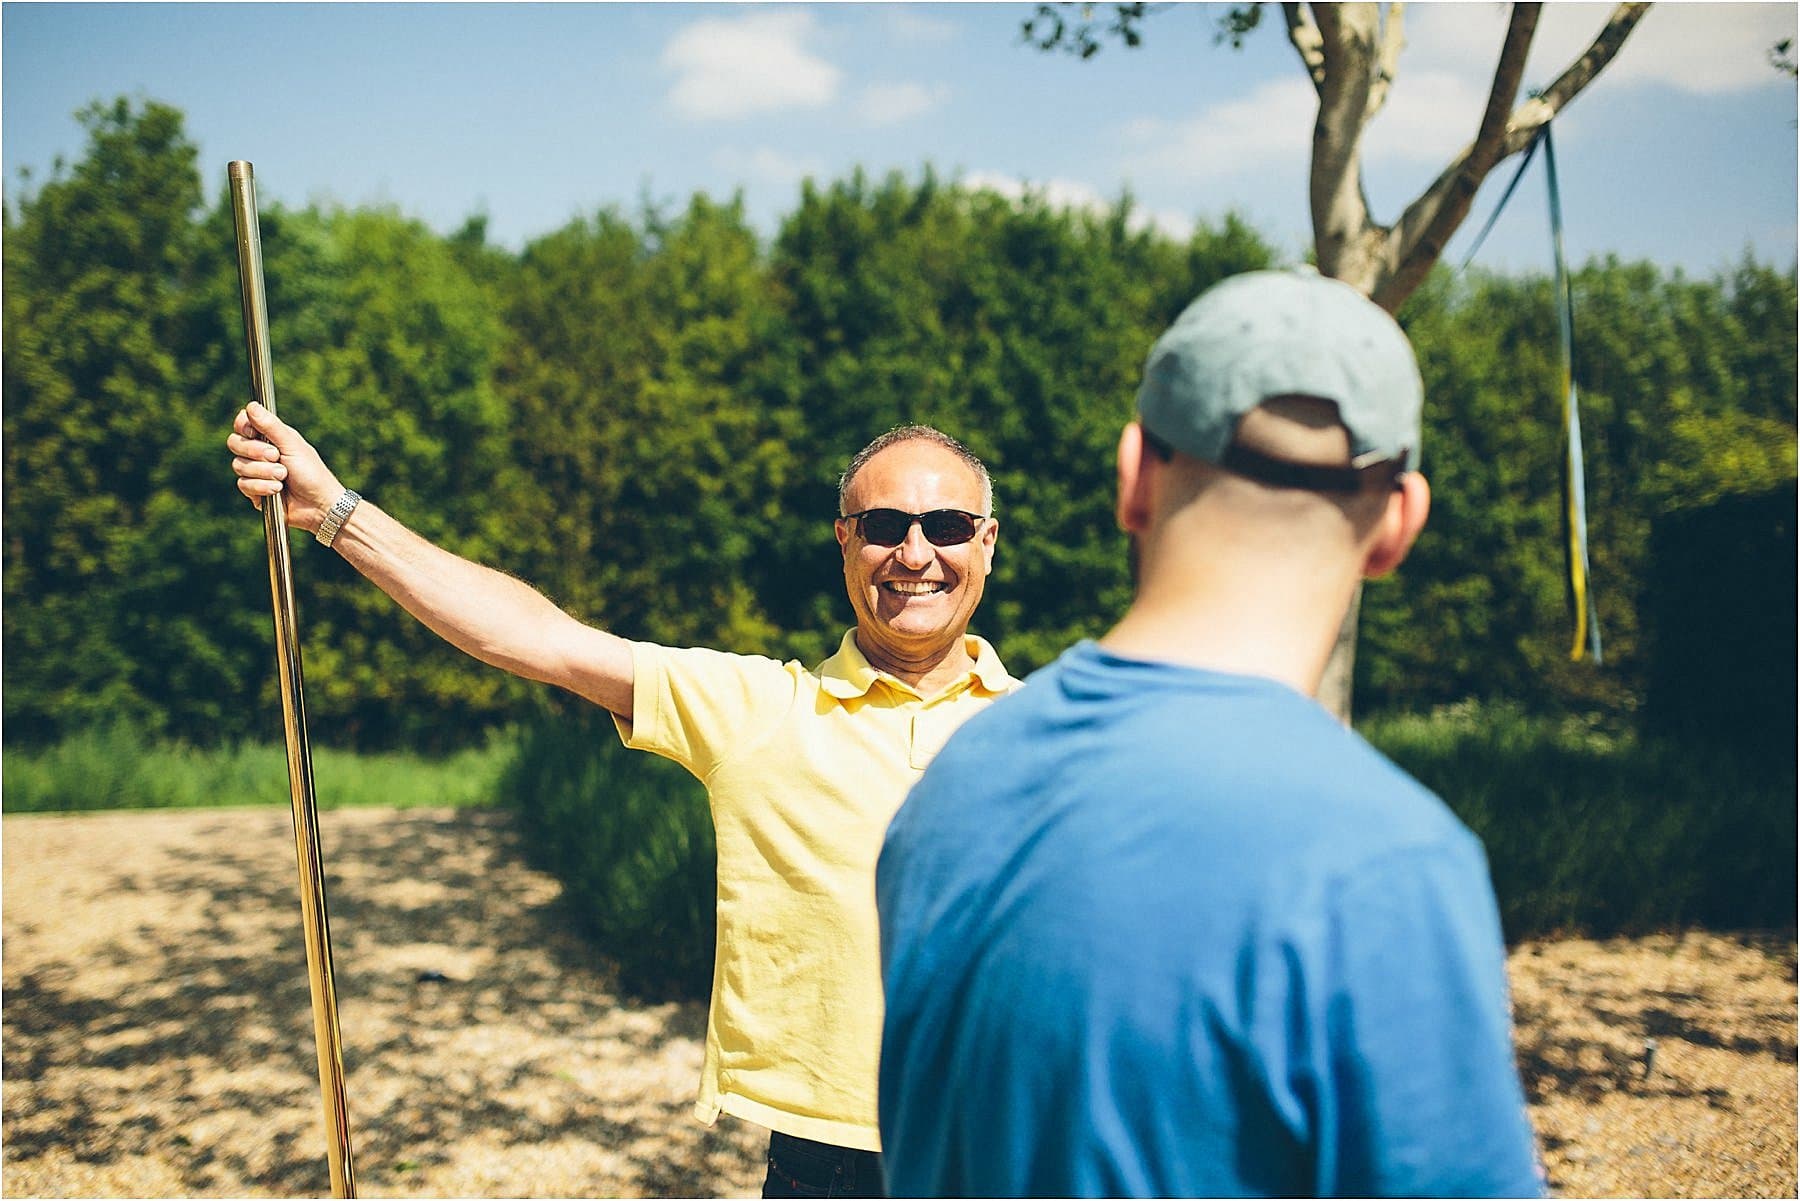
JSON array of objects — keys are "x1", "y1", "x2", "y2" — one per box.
[{"x1": 876, "y1": 270, "x2": 1543, "y2": 1197}]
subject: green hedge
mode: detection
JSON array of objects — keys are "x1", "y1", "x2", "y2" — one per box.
[
  {"x1": 497, "y1": 699, "x2": 1795, "y2": 1001},
  {"x1": 500, "y1": 706, "x2": 717, "y2": 999},
  {"x1": 1642, "y1": 480, "x2": 1797, "y2": 751},
  {"x1": 7, "y1": 99, "x2": 1795, "y2": 754},
  {"x1": 1363, "y1": 702, "x2": 1796, "y2": 940},
  {"x1": 11, "y1": 702, "x2": 1787, "y2": 990}
]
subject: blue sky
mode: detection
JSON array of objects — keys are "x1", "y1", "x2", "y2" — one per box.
[{"x1": 4, "y1": 2, "x2": 1796, "y2": 278}]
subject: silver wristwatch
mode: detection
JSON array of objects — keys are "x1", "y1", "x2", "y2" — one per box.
[{"x1": 315, "y1": 488, "x2": 362, "y2": 548}]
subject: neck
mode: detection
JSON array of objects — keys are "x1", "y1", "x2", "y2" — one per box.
[
  {"x1": 854, "y1": 630, "x2": 977, "y2": 696},
  {"x1": 1100, "y1": 527, "x2": 1361, "y2": 697}
]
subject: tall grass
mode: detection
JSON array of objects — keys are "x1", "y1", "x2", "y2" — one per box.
[
  {"x1": 1361, "y1": 701, "x2": 1797, "y2": 941},
  {"x1": 1, "y1": 721, "x2": 517, "y2": 814},
  {"x1": 10, "y1": 702, "x2": 1789, "y2": 985}
]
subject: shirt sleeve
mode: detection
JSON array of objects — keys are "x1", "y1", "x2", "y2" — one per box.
[
  {"x1": 611, "y1": 641, "x2": 800, "y2": 783},
  {"x1": 1317, "y1": 835, "x2": 1545, "y2": 1198}
]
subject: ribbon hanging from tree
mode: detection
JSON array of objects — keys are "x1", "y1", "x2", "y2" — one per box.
[{"x1": 1459, "y1": 122, "x2": 1603, "y2": 664}]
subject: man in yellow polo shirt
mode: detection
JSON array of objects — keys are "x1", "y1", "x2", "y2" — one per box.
[{"x1": 228, "y1": 410, "x2": 1017, "y2": 1197}]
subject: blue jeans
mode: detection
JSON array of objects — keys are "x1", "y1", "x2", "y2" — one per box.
[{"x1": 762, "y1": 1131, "x2": 886, "y2": 1198}]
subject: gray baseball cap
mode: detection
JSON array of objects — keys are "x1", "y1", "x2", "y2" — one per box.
[{"x1": 1136, "y1": 269, "x2": 1423, "y2": 489}]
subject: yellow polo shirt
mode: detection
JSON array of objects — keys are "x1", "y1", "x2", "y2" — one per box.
[{"x1": 613, "y1": 628, "x2": 1018, "y2": 1151}]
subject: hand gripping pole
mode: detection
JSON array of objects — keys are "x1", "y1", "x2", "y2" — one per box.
[{"x1": 228, "y1": 160, "x2": 358, "y2": 1199}]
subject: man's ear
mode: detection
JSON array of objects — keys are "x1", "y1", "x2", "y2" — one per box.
[
  {"x1": 834, "y1": 517, "x2": 852, "y2": 557},
  {"x1": 1116, "y1": 423, "x2": 1157, "y2": 535},
  {"x1": 1363, "y1": 471, "x2": 1431, "y2": 579},
  {"x1": 978, "y1": 514, "x2": 999, "y2": 577}
]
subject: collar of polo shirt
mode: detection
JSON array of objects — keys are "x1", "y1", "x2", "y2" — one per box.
[{"x1": 819, "y1": 630, "x2": 1013, "y2": 701}]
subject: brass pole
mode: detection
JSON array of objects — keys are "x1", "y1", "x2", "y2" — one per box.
[{"x1": 228, "y1": 159, "x2": 358, "y2": 1200}]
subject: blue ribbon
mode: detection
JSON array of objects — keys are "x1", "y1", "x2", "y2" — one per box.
[{"x1": 1458, "y1": 122, "x2": 1602, "y2": 663}]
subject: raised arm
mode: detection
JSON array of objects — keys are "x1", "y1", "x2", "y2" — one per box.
[{"x1": 228, "y1": 401, "x2": 635, "y2": 718}]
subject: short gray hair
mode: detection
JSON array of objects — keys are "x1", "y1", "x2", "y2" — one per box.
[{"x1": 838, "y1": 424, "x2": 994, "y2": 516}]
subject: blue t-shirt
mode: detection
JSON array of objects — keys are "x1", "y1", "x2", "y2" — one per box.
[{"x1": 876, "y1": 642, "x2": 1542, "y2": 1198}]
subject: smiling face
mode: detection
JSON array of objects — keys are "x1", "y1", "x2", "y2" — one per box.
[{"x1": 835, "y1": 438, "x2": 998, "y2": 680}]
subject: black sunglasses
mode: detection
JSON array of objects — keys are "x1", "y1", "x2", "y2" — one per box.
[{"x1": 842, "y1": 508, "x2": 986, "y2": 547}]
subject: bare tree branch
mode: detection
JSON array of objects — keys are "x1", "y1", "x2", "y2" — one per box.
[
  {"x1": 1015, "y1": 0, "x2": 1648, "y2": 313},
  {"x1": 1501, "y1": 2, "x2": 1652, "y2": 153},
  {"x1": 1375, "y1": 2, "x2": 1648, "y2": 307},
  {"x1": 1310, "y1": 4, "x2": 1385, "y2": 275},
  {"x1": 1366, "y1": 2, "x2": 1408, "y2": 123},
  {"x1": 1283, "y1": 3, "x2": 1327, "y2": 94},
  {"x1": 1377, "y1": 3, "x2": 1541, "y2": 305}
]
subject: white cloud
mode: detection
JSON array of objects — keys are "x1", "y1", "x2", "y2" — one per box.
[
  {"x1": 662, "y1": 9, "x2": 841, "y2": 121},
  {"x1": 1120, "y1": 76, "x2": 1316, "y2": 180},
  {"x1": 1362, "y1": 70, "x2": 1489, "y2": 165},
  {"x1": 714, "y1": 145, "x2": 827, "y2": 188},
  {"x1": 1549, "y1": 2, "x2": 1798, "y2": 95},
  {"x1": 1130, "y1": 205, "x2": 1201, "y2": 244},
  {"x1": 879, "y1": 8, "x2": 960, "y2": 45},
  {"x1": 1401, "y1": 4, "x2": 1537, "y2": 76},
  {"x1": 1404, "y1": 3, "x2": 1797, "y2": 97},
  {"x1": 958, "y1": 170, "x2": 1196, "y2": 242},
  {"x1": 857, "y1": 81, "x2": 952, "y2": 125},
  {"x1": 960, "y1": 170, "x2": 1101, "y2": 209}
]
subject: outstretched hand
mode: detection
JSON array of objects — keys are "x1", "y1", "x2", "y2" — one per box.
[{"x1": 227, "y1": 401, "x2": 346, "y2": 534}]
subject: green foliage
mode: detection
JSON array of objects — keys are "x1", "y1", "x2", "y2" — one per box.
[
  {"x1": 4, "y1": 98, "x2": 524, "y2": 749},
  {"x1": 1361, "y1": 260, "x2": 1799, "y2": 716},
  {"x1": 17, "y1": 97, "x2": 1787, "y2": 755},
  {"x1": 4, "y1": 95, "x2": 1795, "y2": 979},
  {"x1": 769, "y1": 171, "x2": 1273, "y2": 673},
  {"x1": 1771, "y1": 36, "x2": 1798, "y2": 78},
  {"x1": 1363, "y1": 701, "x2": 1797, "y2": 940},
  {"x1": 3, "y1": 98, "x2": 222, "y2": 741},
  {"x1": 220, "y1": 203, "x2": 524, "y2": 747},
  {"x1": 501, "y1": 707, "x2": 716, "y2": 999},
  {"x1": 0, "y1": 719, "x2": 514, "y2": 814},
  {"x1": 1020, "y1": 3, "x2": 1170, "y2": 58},
  {"x1": 1642, "y1": 482, "x2": 1796, "y2": 750},
  {"x1": 498, "y1": 194, "x2": 803, "y2": 675}
]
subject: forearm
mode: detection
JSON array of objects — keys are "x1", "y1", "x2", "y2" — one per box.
[
  {"x1": 324, "y1": 499, "x2": 635, "y2": 716},
  {"x1": 229, "y1": 401, "x2": 633, "y2": 715}
]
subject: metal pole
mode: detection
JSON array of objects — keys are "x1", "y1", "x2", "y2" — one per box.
[{"x1": 228, "y1": 159, "x2": 358, "y2": 1200}]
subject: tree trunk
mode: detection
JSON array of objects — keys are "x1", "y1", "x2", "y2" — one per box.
[
  {"x1": 1293, "y1": 1, "x2": 1650, "y2": 720},
  {"x1": 1313, "y1": 228, "x2": 1384, "y2": 723}
]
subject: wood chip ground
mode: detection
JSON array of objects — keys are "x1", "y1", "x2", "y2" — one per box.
[{"x1": 4, "y1": 807, "x2": 1794, "y2": 1197}]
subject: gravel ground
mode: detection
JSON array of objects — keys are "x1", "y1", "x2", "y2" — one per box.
[{"x1": 4, "y1": 806, "x2": 1794, "y2": 1198}]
